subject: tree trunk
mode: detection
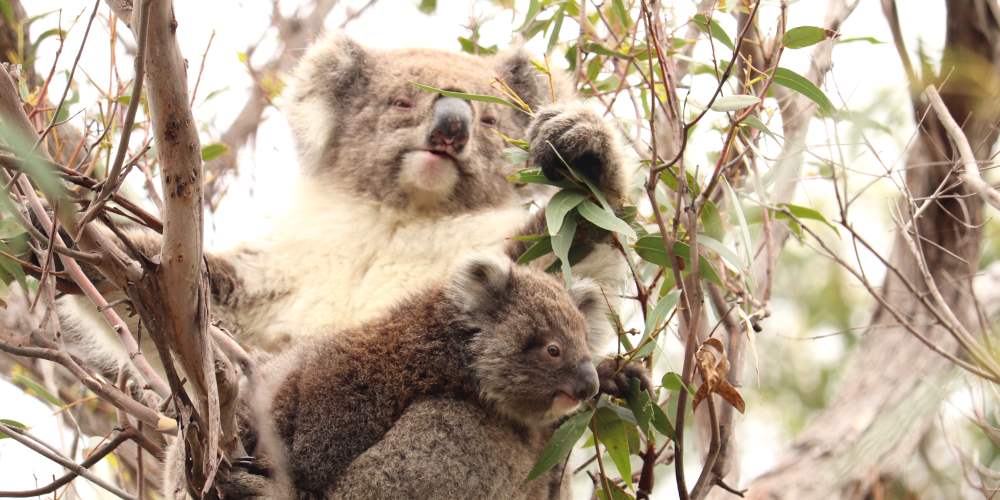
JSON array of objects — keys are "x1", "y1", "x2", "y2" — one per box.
[{"x1": 748, "y1": 1, "x2": 1000, "y2": 497}]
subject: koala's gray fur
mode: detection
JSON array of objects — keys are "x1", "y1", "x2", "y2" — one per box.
[{"x1": 65, "y1": 33, "x2": 632, "y2": 498}]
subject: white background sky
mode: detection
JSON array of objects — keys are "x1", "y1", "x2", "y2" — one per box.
[{"x1": 1, "y1": 1, "x2": 957, "y2": 498}]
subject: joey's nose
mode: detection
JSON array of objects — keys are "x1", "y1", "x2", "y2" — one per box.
[
  {"x1": 573, "y1": 361, "x2": 600, "y2": 401},
  {"x1": 428, "y1": 96, "x2": 471, "y2": 153}
]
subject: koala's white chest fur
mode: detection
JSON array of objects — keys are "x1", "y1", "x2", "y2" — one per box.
[{"x1": 230, "y1": 184, "x2": 527, "y2": 344}]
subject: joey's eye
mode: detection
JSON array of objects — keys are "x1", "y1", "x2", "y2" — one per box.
[
  {"x1": 546, "y1": 344, "x2": 561, "y2": 358},
  {"x1": 480, "y1": 116, "x2": 497, "y2": 127},
  {"x1": 391, "y1": 98, "x2": 413, "y2": 109}
]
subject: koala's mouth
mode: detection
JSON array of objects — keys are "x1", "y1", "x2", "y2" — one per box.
[
  {"x1": 549, "y1": 391, "x2": 582, "y2": 416},
  {"x1": 423, "y1": 148, "x2": 461, "y2": 165}
]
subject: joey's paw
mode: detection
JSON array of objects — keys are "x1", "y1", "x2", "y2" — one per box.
[
  {"x1": 527, "y1": 102, "x2": 625, "y2": 204},
  {"x1": 596, "y1": 358, "x2": 652, "y2": 399}
]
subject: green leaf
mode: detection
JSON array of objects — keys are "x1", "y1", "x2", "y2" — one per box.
[
  {"x1": 577, "y1": 201, "x2": 637, "y2": 239},
  {"x1": 12, "y1": 373, "x2": 65, "y2": 406},
  {"x1": 782, "y1": 26, "x2": 836, "y2": 49},
  {"x1": 0, "y1": 240, "x2": 26, "y2": 290},
  {"x1": 0, "y1": 419, "x2": 27, "y2": 440},
  {"x1": 412, "y1": 82, "x2": 525, "y2": 112},
  {"x1": 700, "y1": 200, "x2": 725, "y2": 240},
  {"x1": 697, "y1": 234, "x2": 744, "y2": 274},
  {"x1": 611, "y1": 0, "x2": 631, "y2": 29},
  {"x1": 200, "y1": 143, "x2": 229, "y2": 162},
  {"x1": 517, "y1": 0, "x2": 543, "y2": 32},
  {"x1": 642, "y1": 289, "x2": 679, "y2": 339},
  {"x1": 552, "y1": 213, "x2": 577, "y2": 284},
  {"x1": 527, "y1": 408, "x2": 594, "y2": 480},
  {"x1": 661, "y1": 372, "x2": 694, "y2": 396},
  {"x1": 594, "y1": 407, "x2": 633, "y2": 489},
  {"x1": 773, "y1": 67, "x2": 834, "y2": 116},
  {"x1": 740, "y1": 115, "x2": 779, "y2": 139},
  {"x1": 710, "y1": 95, "x2": 760, "y2": 112},
  {"x1": 503, "y1": 146, "x2": 529, "y2": 165},
  {"x1": 777, "y1": 203, "x2": 839, "y2": 234},
  {"x1": 417, "y1": 0, "x2": 436, "y2": 14},
  {"x1": 546, "y1": 6, "x2": 565, "y2": 54},
  {"x1": 517, "y1": 236, "x2": 553, "y2": 265},
  {"x1": 837, "y1": 36, "x2": 884, "y2": 45},
  {"x1": 650, "y1": 403, "x2": 675, "y2": 438},
  {"x1": 457, "y1": 36, "x2": 498, "y2": 55},
  {"x1": 692, "y1": 14, "x2": 734, "y2": 51},
  {"x1": 626, "y1": 378, "x2": 652, "y2": 435},
  {"x1": 633, "y1": 236, "x2": 723, "y2": 286},
  {"x1": 596, "y1": 482, "x2": 633, "y2": 500},
  {"x1": 0, "y1": 0, "x2": 14, "y2": 27},
  {"x1": 722, "y1": 178, "x2": 753, "y2": 271},
  {"x1": 545, "y1": 190, "x2": 586, "y2": 236}
]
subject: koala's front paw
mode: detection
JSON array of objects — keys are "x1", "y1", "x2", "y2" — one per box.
[
  {"x1": 596, "y1": 358, "x2": 652, "y2": 398},
  {"x1": 527, "y1": 102, "x2": 625, "y2": 205},
  {"x1": 218, "y1": 456, "x2": 275, "y2": 498}
]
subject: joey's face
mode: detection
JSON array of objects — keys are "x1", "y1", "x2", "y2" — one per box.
[
  {"x1": 464, "y1": 268, "x2": 606, "y2": 427},
  {"x1": 286, "y1": 38, "x2": 554, "y2": 215}
]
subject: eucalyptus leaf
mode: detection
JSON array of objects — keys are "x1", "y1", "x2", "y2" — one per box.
[
  {"x1": 711, "y1": 95, "x2": 760, "y2": 112},
  {"x1": 594, "y1": 407, "x2": 633, "y2": 489},
  {"x1": 773, "y1": 67, "x2": 834, "y2": 116},
  {"x1": 527, "y1": 408, "x2": 594, "y2": 480},
  {"x1": 782, "y1": 26, "x2": 836, "y2": 49},
  {"x1": 577, "y1": 201, "x2": 636, "y2": 239},
  {"x1": 545, "y1": 190, "x2": 586, "y2": 236}
]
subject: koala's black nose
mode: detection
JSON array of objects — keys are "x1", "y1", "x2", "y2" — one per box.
[
  {"x1": 428, "y1": 96, "x2": 471, "y2": 153},
  {"x1": 572, "y1": 361, "x2": 600, "y2": 401}
]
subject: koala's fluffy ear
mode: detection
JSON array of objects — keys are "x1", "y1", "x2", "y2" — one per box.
[
  {"x1": 569, "y1": 279, "x2": 614, "y2": 354},
  {"x1": 286, "y1": 33, "x2": 374, "y2": 171},
  {"x1": 493, "y1": 49, "x2": 570, "y2": 118},
  {"x1": 448, "y1": 255, "x2": 513, "y2": 314}
]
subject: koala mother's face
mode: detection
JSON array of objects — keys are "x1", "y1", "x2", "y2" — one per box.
[{"x1": 286, "y1": 36, "x2": 554, "y2": 215}]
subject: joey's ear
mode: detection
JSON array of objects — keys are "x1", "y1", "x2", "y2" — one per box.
[
  {"x1": 494, "y1": 49, "x2": 569, "y2": 121},
  {"x1": 448, "y1": 255, "x2": 513, "y2": 313},
  {"x1": 569, "y1": 279, "x2": 614, "y2": 354}
]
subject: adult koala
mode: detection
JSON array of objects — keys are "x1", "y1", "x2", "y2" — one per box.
[{"x1": 146, "y1": 33, "x2": 633, "y2": 499}]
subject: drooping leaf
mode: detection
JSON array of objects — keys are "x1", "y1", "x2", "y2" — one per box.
[
  {"x1": 0, "y1": 419, "x2": 27, "y2": 440},
  {"x1": 650, "y1": 403, "x2": 675, "y2": 439},
  {"x1": 777, "y1": 202, "x2": 839, "y2": 234},
  {"x1": 782, "y1": 26, "x2": 837, "y2": 49},
  {"x1": 692, "y1": 14, "x2": 734, "y2": 50},
  {"x1": 642, "y1": 289, "x2": 680, "y2": 339},
  {"x1": 773, "y1": 67, "x2": 834, "y2": 115},
  {"x1": 527, "y1": 408, "x2": 594, "y2": 480},
  {"x1": 517, "y1": 236, "x2": 553, "y2": 265},
  {"x1": 12, "y1": 373, "x2": 65, "y2": 406},
  {"x1": 412, "y1": 82, "x2": 525, "y2": 112},
  {"x1": 594, "y1": 407, "x2": 633, "y2": 489},
  {"x1": 551, "y1": 213, "x2": 577, "y2": 284},
  {"x1": 625, "y1": 378, "x2": 652, "y2": 434},
  {"x1": 633, "y1": 236, "x2": 724, "y2": 286},
  {"x1": 578, "y1": 200, "x2": 637, "y2": 239},
  {"x1": 710, "y1": 95, "x2": 760, "y2": 112},
  {"x1": 545, "y1": 190, "x2": 586, "y2": 236},
  {"x1": 201, "y1": 143, "x2": 229, "y2": 162},
  {"x1": 417, "y1": 0, "x2": 437, "y2": 14},
  {"x1": 661, "y1": 371, "x2": 694, "y2": 396}
]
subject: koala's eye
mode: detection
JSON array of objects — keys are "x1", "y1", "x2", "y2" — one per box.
[
  {"x1": 390, "y1": 98, "x2": 413, "y2": 109},
  {"x1": 546, "y1": 344, "x2": 561, "y2": 358},
  {"x1": 480, "y1": 116, "x2": 497, "y2": 127}
]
